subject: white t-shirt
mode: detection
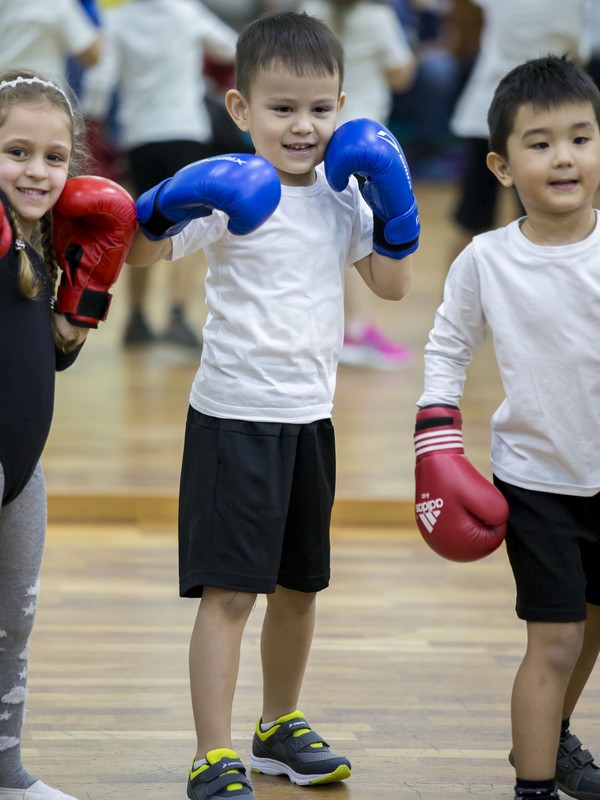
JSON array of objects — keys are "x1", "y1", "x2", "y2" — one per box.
[
  {"x1": 170, "y1": 164, "x2": 374, "y2": 423},
  {"x1": 301, "y1": 0, "x2": 413, "y2": 125},
  {"x1": 82, "y1": 0, "x2": 237, "y2": 147},
  {"x1": 419, "y1": 213, "x2": 600, "y2": 495},
  {"x1": 451, "y1": 0, "x2": 584, "y2": 139},
  {"x1": 0, "y1": 0, "x2": 98, "y2": 81}
]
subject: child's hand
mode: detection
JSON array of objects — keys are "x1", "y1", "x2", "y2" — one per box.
[{"x1": 53, "y1": 312, "x2": 89, "y2": 352}]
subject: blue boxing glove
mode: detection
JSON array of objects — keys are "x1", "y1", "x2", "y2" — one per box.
[
  {"x1": 136, "y1": 154, "x2": 281, "y2": 241},
  {"x1": 325, "y1": 118, "x2": 419, "y2": 259}
]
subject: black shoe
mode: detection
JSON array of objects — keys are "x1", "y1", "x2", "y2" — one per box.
[
  {"x1": 556, "y1": 733, "x2": 600, "y2": 800},
  {"x1": 514, "y1": 790, "x2": 559, "y2": 799},
  {"x1": 162, "y1": 315, "x2": 202, "y2": 349},
  {"x1": 509, "y1": 732, "x2": 600, "y2": 800},
  {"x1": 123, "y1": 311, "x2": 155, "y2": 345}
]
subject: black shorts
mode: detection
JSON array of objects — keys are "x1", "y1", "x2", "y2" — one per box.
[
  {"x1": 128, "y1": 140, "x2": 215, "y2": 196},
  {"x1": 453, "y1": 137, "x2": 523, "y2": 232},
  {"x1": 178, "y1": 409, "x2": 336, "y2": 597},
  {"x1": 494, "y1": 476, "x2": 600, "y2": 622}
]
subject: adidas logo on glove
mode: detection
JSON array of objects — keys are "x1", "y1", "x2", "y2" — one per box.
[{"x1": 415, "y1": 496, "x2": 444, "y2": 534}]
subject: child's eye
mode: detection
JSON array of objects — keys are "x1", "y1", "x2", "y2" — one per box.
[
  {"x1": 8, "y1": 147, "x2": 26, "y2": 158},
  {"x1": 531, "y1": 141, "x2": 549, "y2": 150},
  {"x1": 47, "y1": 153, "x2": 65, "y2": 163},
  {"x1": 574, "y1": 136, "x2": 590, "y2": 145},
  {"x1": 274, "y1": 105, "x2": 292, "y2": 114}
]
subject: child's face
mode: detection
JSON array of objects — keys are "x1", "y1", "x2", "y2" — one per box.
[
  {"x1": 488, "y1": 101, "x2": 600, "y2": 223},
  {"x1": 227, "y1": 65, "x2": 343, "y2": 186},
  {"x1": 0, "y1": 100, "x2": 72, "y2": 238}
]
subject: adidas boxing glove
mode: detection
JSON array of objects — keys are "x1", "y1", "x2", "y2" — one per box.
[{"x1": 414, "y1": 405, "x2": 508, "y2": 562}]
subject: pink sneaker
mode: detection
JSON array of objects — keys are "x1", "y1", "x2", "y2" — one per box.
[{"x1": 340, "y1": 324, "x2": 411, "y2": 370}]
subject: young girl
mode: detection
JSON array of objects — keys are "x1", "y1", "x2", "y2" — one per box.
[{"x1": 0, "y1": 68, "x2": 135, "y2": 800}]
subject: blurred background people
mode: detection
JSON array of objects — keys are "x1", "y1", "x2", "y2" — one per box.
[
  {"x1": 389, "y1": 0, "x2": 481, "y2": 180},
  {"x1": 0, "y1": 0, "x2": 101, "y2": 83},
  {"x1": 300, "y1": 0, "x2": 417, "y2": 369},
  {"x1": 82, "y1": 0, "x2": 238, "y2": 349},
  {"x1": 447, "y1": 0, "x2": 585, "y2": 264}
]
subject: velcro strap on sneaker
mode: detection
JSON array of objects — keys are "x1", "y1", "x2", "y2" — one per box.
[
  {"x1": 558, "y1": 734, "x2": 595, "y2": 772},
  {"x1": 197, "y1": 757, "x2": 248, "y2": 786},
  {"x1": 204, "y1": 773, "x2": 251, "y2": 797},
  {"x1": 280, "y1": 718, "x2": 329, "y2": 750},
  {"x1": 291, "y1": 729, "x2": 328, "y2": 751}
]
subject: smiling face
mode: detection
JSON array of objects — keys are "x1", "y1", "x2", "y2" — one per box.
[
  {"x1": 226, "y1": 65, "x2": 343, "y2": 187},
  {"x1": 487, "y1": 100, "x2": 600, "y2": 238},
  {"x1": 0, "y1": 99, "x2": 72, "y2": 239}
]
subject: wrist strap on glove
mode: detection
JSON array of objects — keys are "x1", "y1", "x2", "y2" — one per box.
[{"x1": 372, "y1": 214, "x2": 419, "y2": 257}]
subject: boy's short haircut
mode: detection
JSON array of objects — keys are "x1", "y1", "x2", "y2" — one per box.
[
  {"x1": 488, "y1": 53, "x2": 600, "y2": 157},
  {"x1": 235, "y1": 10, "x2": 345, "y2": 99}
]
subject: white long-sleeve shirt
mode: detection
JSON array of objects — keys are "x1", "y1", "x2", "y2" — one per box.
[{"x1": 419, "y1": 214, "x2": 600, "y2": 496}]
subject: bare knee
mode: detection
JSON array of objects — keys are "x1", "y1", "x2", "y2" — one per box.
[
  {"x1": 266, "y1": 586, "x2": 316, "y2": 617},
  {"x1": 526, "y1": 621, "x2": 585, "y2": 675},
  {"x1": 200, "y1": 586, "x2": 257, "y2": 624}
]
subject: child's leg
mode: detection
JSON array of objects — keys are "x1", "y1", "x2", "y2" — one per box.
[
  {"x1": 563, "y1": 603, "x2": 600, "y2": 720},
  {"x1": 188, "y1": 586, "x2": 257, "y2": 758},
  {"x1": 252, "y1": 586, "x2": 350, "y2": 786},
  {"x1": 512, "y1": 620, "x2": 585, "y2": 780},
  {"x1": 260, "y1": 587, "x2": 316, "y2": 721},
  {"x1": 0, "y1": 464, "x2": 45, "y2": 789}
]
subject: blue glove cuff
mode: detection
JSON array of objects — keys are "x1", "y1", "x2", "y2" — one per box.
[{"x1": 372, "y1": 208, "x2": 420, "y2": 260}]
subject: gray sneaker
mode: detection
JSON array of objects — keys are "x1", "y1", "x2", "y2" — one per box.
[
  {"x1": 186, "y1": 749, "x2": 255, "y2": 800},
  {"x1": 251, "y1": 710, "x2": 351, "y2": 786}
]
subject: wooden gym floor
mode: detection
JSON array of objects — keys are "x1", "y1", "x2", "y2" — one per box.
[{"x1": 30, "y1": 180, "x2": 600, "y2": 799}]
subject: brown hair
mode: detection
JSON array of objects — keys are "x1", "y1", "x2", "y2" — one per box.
[{"x1": 235, "y1": 11, "x2": 345, "y2": 99}]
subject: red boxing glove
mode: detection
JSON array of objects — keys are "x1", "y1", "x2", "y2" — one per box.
[
  {"x1": 0, "y1": 200, "x2": 13, "y2": 258},
  {"x1": 53, "y1": 176, "x2": 137, "y2": 327},
  {"x1": 414, "y1": 405, "x2": 508, "y2": 562}
]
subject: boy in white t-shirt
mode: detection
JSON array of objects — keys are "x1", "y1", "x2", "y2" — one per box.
[{"x1": 127, "y1": 10, "x2": 418, "y2": 800}]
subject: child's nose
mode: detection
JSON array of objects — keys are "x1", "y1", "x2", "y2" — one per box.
[
  {"x1": 25, "y1": 156, "x2": 48, "y2": 178},
  {"x1": 553, "y1": 143, "x2": 574, "y2": 166},
  {"x1": 291, "y1": 112, "x2": 314, "y2": 134}
]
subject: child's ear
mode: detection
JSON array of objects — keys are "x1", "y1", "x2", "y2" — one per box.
[
  {"x1": 226, "y1": 89, "x2": 250, "y2": 132},
  {"x1": 486, "y1": 151, "x2": 514, "y2": 187},
  {"x1": 337, "y1": 91, "x2": 346, "y2": 114}
]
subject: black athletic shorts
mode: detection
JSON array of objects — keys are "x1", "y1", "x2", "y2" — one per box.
[
  {"x1": 494, "y1": 476, "x2": 600, "y2": 622},
  {"x1": 178, "y1": 408, "x2": 336, "y2": 598},
  {"x1": 128, "y1": 140, "x2": 215, "y2": 196}
]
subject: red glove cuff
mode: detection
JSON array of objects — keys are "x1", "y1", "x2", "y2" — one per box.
[
  {"x1": 56, "y1": 284, "x2": 112, "y2": 328},
  {"x1": 414, "y1": 406, "x2": 464, "y2": 460}
]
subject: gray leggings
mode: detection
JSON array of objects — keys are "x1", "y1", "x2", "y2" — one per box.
[{"x1": 0, "y1": 462, "x2": 46, "y2": 788}]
